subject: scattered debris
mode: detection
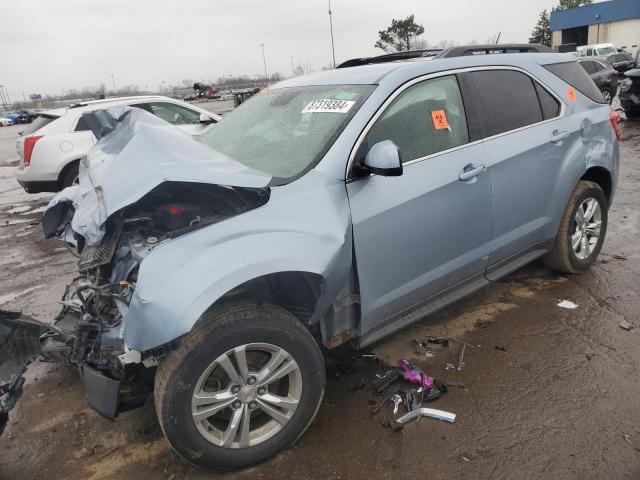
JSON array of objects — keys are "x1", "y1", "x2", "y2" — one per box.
[
  {"x1": 445, "y1": 363, "x2": 456, "y2": 370},
  {"x1": 413, "y1": 341, "x2": 434, "y2": 357},
  {"x1": 8, "y1": 431, "x2": 16, "y2": 440},
  {"x1": 426, "y1": 336, "x2": 450, "y2": 347},
  {"x1": 456, "y1": 343, "x2": 466, "y2": 372},
  {"x1": 390, "y1": 393, "x2": 402, "y2": 415},
  {"x1": 557, "y1": 300, "x2": 578, "y2": 309},
  {"x1": 398, "y1": 360, "x2": 435, "y2": 390},
  {"x1": 613, "y1": 254, "x2": 627, "y2": 260},
  {"x1": 373, "y1": 370, "x2": 401, "y2": 393},
  {"x1": 623, "y1": 433, "x2": 633, "y2": 445},
  {"x1": 619, "y1": 320, "x2": 633, "y2": 331},
  {"x1": 495, "y1": 346, "x2": 508, "y2": 352},
  {"x1": 392, "y1": 407, "x2": 456, "y2": 427},
  {"x1": 461, "y1": 456, "x2": 470, "y2": 462}
]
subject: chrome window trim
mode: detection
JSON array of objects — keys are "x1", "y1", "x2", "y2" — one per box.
[{"x1": 346, "y1": 65, "x2": 566, "y2": 181}]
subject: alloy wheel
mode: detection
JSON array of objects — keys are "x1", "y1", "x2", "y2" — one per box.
[
  {"x1": 572, "y1": 197, "x2": 602, "y2": 260},
  {"x1": 191, "y1": 343, "x2": 302, "y2": 449}
]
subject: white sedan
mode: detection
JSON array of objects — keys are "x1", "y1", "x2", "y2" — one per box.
[
  {"x1": 15, "y1": 95, "x2": 222, "y2": 193},
  {"x1": 0, "y1": 117, "x2": 13, "y2": 126}
]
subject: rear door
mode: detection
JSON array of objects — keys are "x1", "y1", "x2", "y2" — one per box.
[
  {"x1": 348, "y1": 75, "x2": 492, "y2": 336},
  {"x1": 457, "y1": 68, "x2": 570, "y2": 273}
]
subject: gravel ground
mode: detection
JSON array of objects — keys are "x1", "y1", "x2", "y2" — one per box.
[{"x1": 0, "y1": 103, "x2": 639, "y2": 480}]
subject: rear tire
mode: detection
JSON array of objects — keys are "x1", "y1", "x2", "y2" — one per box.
[
  {"x1": 543, "y1": 181, "x2": 608, "y2": 274},
  {"x1": 154, "y1": 302, "x2": 325, "y2": 471},
  {"x1": 60, "y1": 161, "x2": 79, "y2": 188}
]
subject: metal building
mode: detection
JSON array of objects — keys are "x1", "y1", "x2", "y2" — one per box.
[{"x1": 550, "y1": 0, "x2": 640, "y2": 55}]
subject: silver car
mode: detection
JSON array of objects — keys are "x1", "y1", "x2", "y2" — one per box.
[{"x1": 1, "y1": 44, "x2": 620, "y2": 470}]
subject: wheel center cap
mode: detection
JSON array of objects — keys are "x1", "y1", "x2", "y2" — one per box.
[{"x1": 238, "y1": 386, "x2": 257, "y2": 403}]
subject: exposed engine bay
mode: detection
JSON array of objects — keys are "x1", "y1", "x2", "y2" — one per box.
[{"x1": 31, "y1": 181, "x2": 270, "y2": 417}]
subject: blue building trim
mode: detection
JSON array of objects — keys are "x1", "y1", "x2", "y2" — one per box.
[{"x1": 550, "y1": 0, "x2": 640, "y2": 31}]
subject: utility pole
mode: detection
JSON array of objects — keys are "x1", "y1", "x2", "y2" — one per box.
[
  {"x1": 110, "y1": 74, "x2": 116, "y2": 92},
  {"x1": 328, "y1": 0, "x2": 336, "y2": 68},
  {"x1": 260, "y1": 43, "x2": 269, "y2": 83}
]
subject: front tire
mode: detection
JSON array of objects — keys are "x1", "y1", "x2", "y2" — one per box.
[
  {"x1": 543, "y1": 180, "x2": 608, "y2": 273},
  {"x1": 154, "y1": 302, "x2": 325, "y2": 470}
]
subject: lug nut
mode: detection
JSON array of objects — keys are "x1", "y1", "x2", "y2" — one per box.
[
  {"x1": 231, "y1": 385, "x2": 240, "y2": 394},
  {"x1": 257, "y1": 387, "x2": 266, "y2": 395},
  {"x1": 232, "y1": 400, "x2": 242, "y2": 409},
  {"x1": 249, "y1": 401, "x2": 258, "y2": 409},
  {"x1": 247, "y1": 376, "x2": 257, "y2": 385}
]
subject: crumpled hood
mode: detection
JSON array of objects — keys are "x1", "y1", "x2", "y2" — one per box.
[{"x1": 47, "y1": 105, "x2": 271, "y2": 245}]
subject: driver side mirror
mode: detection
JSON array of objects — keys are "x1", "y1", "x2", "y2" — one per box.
[
  {"x1": 199, "y1": 113, "x2": 216, "y2": 124},
  {"x1": 363, "y1": 140, "x2": 402, "y2": 176}
]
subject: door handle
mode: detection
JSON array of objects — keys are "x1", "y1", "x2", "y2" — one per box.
[
  {"x1": 550, "y1": 130, "x2": 569, "y2": 143},
  {"x1": 458, "y1": 164, "x2": 486, "y2": 182}
]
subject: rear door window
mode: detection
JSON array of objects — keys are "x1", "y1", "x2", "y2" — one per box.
[
  {"x1": 359, "y1": 75, "x2": 469, "y2": 164},
  {"x1": 592, "y1": 61, "x2": 606, "y2": 73},
  {"x1": 544, "y1": 61, "x2": 606, "y2": 103},
  {"x1": 23, "y1": 115, "x2": 57, "y2": 134},
  {"x1": 457, "y1": 70, "x2": 543, "y2": 140},
  {"x1": 579, "y1": 61, "x2": 596, "y2": 74}
]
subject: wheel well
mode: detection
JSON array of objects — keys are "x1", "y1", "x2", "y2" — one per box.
[
  {"x1": 581, "y1": 167, "x2": 612, "y2": 205},
  {"x1": 57, "y1": 159, "x2": 80, "y2": 188},
  {"x1": 204, "y1": 272, "x2": 325, "y2": 327}
]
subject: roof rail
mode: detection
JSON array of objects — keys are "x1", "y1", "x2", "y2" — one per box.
[
  {"x1": 433, "y1": 43, "x2": 552, "y2": 58},
  {"x1": 336, "y1": 49, "x2": 443, "y2": 69}
]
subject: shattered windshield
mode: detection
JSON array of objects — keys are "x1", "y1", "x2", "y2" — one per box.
[{"x1": 199, "y1": 84, "x2": 375, "y2": 181}]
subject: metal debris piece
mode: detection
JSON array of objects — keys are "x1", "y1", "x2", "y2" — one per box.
[
  {"x1": 414, "y1": 341, "x2": 434, "y2": 357},
  {"x1": 446, "y1": 380, "x2": 466, "y2": 388},
  {"x1": 557, "y1": 300, "x2": 578, "y2": 309},
  {"x1": 373, "y1": 370, "x2": 401, "y2": 393},
  {"x1": 395, "y1": 407, "x2": 456, "y2": 424},
  {"x1": 619, "y1": 320, "x2": 633, "y2": 330},
  {"x1": 390, "y1": 394, "x2": 402, "y2": 415},
  {"x1": 495, "y1": 345, "x2": 508, "y2": 352},
  {"x1": 456, "y1": 343, "x2": 466, "y2": 372}
]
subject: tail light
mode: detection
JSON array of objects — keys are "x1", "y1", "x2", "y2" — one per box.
[
  {"x1": 23, "y1": 135, "x2": 44, "y2": 167},
  {"x1": 609, "y1": 110, "x2": 621, "y2": 141}
]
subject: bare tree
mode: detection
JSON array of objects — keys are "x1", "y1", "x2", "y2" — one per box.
[{"x1": 375, "y1": 15, "x2": 425, "y2": 52}]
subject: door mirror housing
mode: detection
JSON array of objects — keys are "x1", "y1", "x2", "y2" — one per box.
[
  {"x1": 363, "y1": 140, "x2": 402, "y2": 176},
  {"x1": 199, "y1": 113, "x2": 216, "y2": 124}
]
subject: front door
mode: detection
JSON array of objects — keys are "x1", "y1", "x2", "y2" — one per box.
[{"x1": 347, "y1": 75, "x2": 493, "y2": 337}]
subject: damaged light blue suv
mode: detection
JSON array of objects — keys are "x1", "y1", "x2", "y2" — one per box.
[{"x1": 1, "y1": 44, "x2": 620, "y2": 470}]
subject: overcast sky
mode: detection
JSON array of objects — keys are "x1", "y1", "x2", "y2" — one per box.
[{"x1": 1, "y1": 0, "x2": 559, "y2": 98}]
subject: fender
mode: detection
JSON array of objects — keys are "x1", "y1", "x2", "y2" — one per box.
[{"x1": 123, "y1": 171, "x2": 353, "y2": 352}]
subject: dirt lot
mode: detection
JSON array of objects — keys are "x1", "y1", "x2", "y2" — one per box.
[{"x1": 0, "y1": 105, "x2": 639, "y2": 480}]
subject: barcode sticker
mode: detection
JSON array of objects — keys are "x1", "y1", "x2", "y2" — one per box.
[{"x1": 302, "y1": 99, "x2": 356, "y2": 113}]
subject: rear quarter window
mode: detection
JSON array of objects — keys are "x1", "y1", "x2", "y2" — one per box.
[{"x1": 544, "y1": 61, "x2": 606, "y2": 103}]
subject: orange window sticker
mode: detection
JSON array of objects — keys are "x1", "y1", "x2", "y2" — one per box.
[
  {"x1": 431, "y1": 110, "x2": 449, "y2": 130},
  {"x1": 567, "y1": 86, "x2": 577, "y2": 103}
]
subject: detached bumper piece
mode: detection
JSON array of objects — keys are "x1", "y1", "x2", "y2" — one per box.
[
  {"x1": 79, "y1": 364, "x2": 121, "y2": 418},
  {"x1": 0, "y1": 310, "x2": 48, "y2": 435}
]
